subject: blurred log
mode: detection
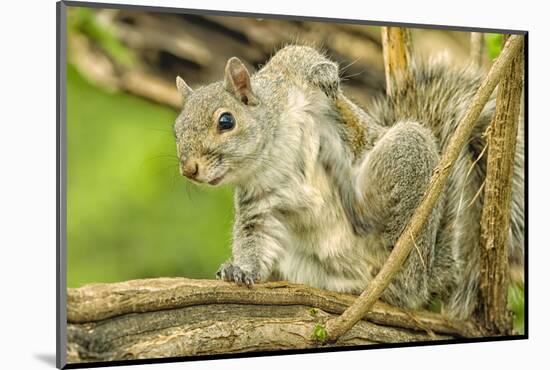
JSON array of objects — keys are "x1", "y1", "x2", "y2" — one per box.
[
  {"x1": 114, "y1": 13, "x2": 213, "y2": 67},
  {"x1": 121, "y1": 71, "x2": 182, "y2": 109},
  {"x1": 202, "y1": 15, "x2": 291, "y2": 50},
  {"x1": 68, "y1": 32, "x2": 182, "y2": 109},
  {"x1": 66, "y1": 278, "x2": 481, "y2": 363},
  {"x1": 68, "y1": 33, "x2": 121, "y2": 92},
  {"x1": 68, "y1": 9, "x2": 472, "y2": 110}
]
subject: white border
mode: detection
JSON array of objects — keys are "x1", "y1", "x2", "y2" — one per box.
[{"x1": 1, "y1": 0, "x2": 547, "y2": 369}]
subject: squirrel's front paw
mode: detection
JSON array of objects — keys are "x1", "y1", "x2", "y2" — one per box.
[{"x1": 216, "y1": 262, "x2": 260, "y2": 288}]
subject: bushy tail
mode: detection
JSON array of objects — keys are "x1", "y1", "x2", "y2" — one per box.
[
  {"x1": 367, "y1": 58, "x2": 525, "y2": 318},
  {"x1": 367, "y1": 57, "x2": 525, "y2": 318}
]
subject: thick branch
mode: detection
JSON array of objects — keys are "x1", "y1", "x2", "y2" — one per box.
[
  {"x1": 68, "y1": 304, "x2": 448, "y2": 363},
  {"x1": 325, "y1": 35, "x2": 525, "y2": 342},
  {"x1": 478, "y1": 37, "x2": 524, "y2": 334},
  {"x1": 381, "y1": 27, "x2": 413, "y2": 96},
  {"x1": 68, "y1": 278, "x2": 481, "y2": 336},
  {"x1": 66, "y1": 278, "x2": 480, "y2": 363}
]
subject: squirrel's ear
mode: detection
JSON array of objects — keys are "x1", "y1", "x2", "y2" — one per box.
[
  {"x1": 176, "y1": 76, "x2": 193, "y2": 103},
  {"x1": 224, "y1": 57, "x2": 258, "y2": 106}
]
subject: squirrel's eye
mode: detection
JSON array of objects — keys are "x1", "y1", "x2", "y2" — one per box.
[{"x1": 218, "y1": 112, "x2": 235, "y2": 132}]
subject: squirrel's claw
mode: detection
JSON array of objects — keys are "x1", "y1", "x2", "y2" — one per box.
[{"x1": 216, "y1": 262, "x2": 259, "y2": 288}]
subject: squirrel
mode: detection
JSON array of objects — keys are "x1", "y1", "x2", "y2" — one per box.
[{"x1": 173, "y1": 45, "x2": 524, "y2": 320}]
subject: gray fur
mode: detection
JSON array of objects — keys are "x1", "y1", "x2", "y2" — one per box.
[{"x1": 174, "y1": 45, "x2": 524, "y2": 319}]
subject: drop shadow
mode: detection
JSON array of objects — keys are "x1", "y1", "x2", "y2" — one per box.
[{"x1": 34, "y1": 353, "x2": 57, "y2": 367}]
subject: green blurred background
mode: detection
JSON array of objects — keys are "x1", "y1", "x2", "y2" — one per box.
[
  {"x1": 65, "y1": 6, "x2": 522, "y2": 333},
  {"x1": 67, "y1": 64, "x2": 234, "y2": 287}
]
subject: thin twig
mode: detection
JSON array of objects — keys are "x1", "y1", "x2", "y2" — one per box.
[
  {"x1": 467, "y1": 179, "x2": 486, "y2": 209},
  {"x1": 410, "y1": 230, "x2": 426, "y2": 271}
]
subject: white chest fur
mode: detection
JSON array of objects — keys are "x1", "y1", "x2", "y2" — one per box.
[
  {"x1": 274, "y1": 160, "x2": 385, "y2": 293},
  {"x1": 267, "y1": 87, "x2": 386, "y2": 293}
]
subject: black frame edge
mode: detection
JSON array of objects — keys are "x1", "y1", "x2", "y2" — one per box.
[
  {"x1": 523, "y1": 32, "x2": 529, "y2": 339},
  {"x1": 63, "y1": 0, "x2": 527, "y2": 34},
  {"x1": 57, "y1": 1, "x2": 68, "y2": 369},
  {"x1": 63, "y1": 335, "x2": 528, "y2": 369}
]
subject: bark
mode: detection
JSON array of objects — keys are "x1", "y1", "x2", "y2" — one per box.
[
  {"x1": 66, "y1": 278, "x2": 481, "y2": 363},
  {"x1": 478, "y1": 36, "x2": 524, "y2": 334},
  {"x1": 381, "y1": 27, "x2": 413, "y2": 96},
  {"x1": 324, "y1": 35, "x2": 525, "y2": 342}
]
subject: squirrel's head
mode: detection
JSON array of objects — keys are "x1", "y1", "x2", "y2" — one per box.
[{"x1": 173, "y1": 57, "x2": 267, "y2": 186}]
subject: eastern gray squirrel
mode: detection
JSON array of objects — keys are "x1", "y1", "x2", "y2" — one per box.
[{"x1": 173, "y1": 45, "x2": 524, "y2": 319}]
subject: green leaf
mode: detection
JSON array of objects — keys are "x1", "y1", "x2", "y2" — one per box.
[
  {"x1": 312, "y1": 324, "x2": 327, "y2": 342},
  {"x1": 309, "y1": 308, "x2": 319, "y2": 316}
]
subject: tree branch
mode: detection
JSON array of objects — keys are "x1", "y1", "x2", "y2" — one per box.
[
  {"x1": 381, "y1": 27, "x2": 413, "y2": 96},
  {"x1": 470, "y1": 32, "x2": 485, "y2": 67},
  {"x1": 66, "y1": 278, "x2": 482, "y2": 363},
  {"x1": 478, "y1": 36, "x2": 524, "y2": 334},
  {"x1": 324, "y1": 34, "x2": 525, "y2": 342}
]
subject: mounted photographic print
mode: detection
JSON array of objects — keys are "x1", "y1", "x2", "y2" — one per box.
[{"x1": 56, "y1": 1, "x2": 527, "y2": 368}]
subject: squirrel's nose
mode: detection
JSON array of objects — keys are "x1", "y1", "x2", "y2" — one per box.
[{"x1": 181, "y1": 159, "x2": 199, "y2": 179}]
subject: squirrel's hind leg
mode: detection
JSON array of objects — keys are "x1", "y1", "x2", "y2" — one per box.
[{"x1": 353, "y1": 121, "x2": 442, "y2": 309}]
